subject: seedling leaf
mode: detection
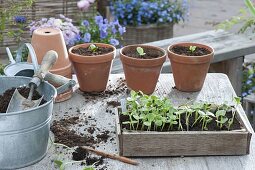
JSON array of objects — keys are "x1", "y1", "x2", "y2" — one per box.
[
  {"x1": 54, "y1": 160, "x2": 63, "y2": 168},
  {"x1": 216, "y1": 110, "x2": 226, "y2": 117},
  {"x1": 189, "y1": 46, "x2": 197, "y2": 53},
  {"x1": 136, "y1": 47, "x2": 146, "y2": 56}
]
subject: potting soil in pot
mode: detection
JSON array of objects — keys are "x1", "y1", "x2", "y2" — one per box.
[
  {"x1": 171, "y1": 46, "x2": 211, "y2": 56},
  {"x1": 0, "y1": 87, "x2": 47, "y2": 113},
  {"x1": 71, "y1": 46, "x2": 113, "y2": 56},
  {"x1": 123, "y1": 46, "x2": 164, "y2": 59}
]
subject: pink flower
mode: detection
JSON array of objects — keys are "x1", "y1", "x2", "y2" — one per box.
[
  {"x1": 87, "y1": 0, "x2": 95, "y2": 3},
  {"x1": 77, "y1": 0, "x2": 90, "y2": 11}
]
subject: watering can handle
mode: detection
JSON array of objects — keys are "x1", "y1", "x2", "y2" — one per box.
[
  {"x1": 5, "y1": 47, "x2": 16, "y2": 64},
  {"x1": 44, "y1": 72, "x2": 76, "y2": 94},
  {"x1": 15, "y1": 43, "x2": 39, "y2": 71}
]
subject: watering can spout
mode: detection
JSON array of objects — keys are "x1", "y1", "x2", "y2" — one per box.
[{"x1": 6, "y1": 47, "x2": 15, "y2": 64}]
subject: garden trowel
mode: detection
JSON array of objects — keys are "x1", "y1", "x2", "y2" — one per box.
[{"x1": 6, "y1": 50, "x2": 58, "y2": 113}]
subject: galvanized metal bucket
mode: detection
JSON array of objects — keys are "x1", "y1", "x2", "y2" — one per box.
[{"x1": 0, "y1": 76, "x2": 71, "y2": 169}]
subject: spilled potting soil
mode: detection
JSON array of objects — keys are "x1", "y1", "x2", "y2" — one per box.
[
  {"x1": 0, "y1": 87, "x2": 46, "y2": 113},
  {"x1": 51, "y1": 116, "x2": 112, "y2": 168}
]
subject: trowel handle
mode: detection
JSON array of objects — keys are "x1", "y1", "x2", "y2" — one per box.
[
  {"x1": 35, "y1": 50, "x2": 58, "y2": 79},
  {"x1": 44, "y1": 72, "x2": 76, "y2": 94}
]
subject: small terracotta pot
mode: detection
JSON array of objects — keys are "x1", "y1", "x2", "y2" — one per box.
[
  {"x1": 29, "y1": 27, "x2": 72, "y2": 78},
  {"x1": 69, "y1": 43, "x2": 116, "y2": 92},
  {"x1": 120, "y1": 44, "x2": 166, "y2": 94},
  {"x1": 167, "y1": 42, "x2": 214, "y2": 92}
]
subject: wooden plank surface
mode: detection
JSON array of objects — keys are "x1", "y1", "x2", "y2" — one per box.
[
  {"x1": 23, "y1": 73, "x2": 255, "y2": 170},
  {"x1": 112, "y1": 30, "x2": 255, "y2": 73}
]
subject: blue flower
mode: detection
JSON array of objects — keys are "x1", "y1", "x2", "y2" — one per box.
[
  {"x1": 246, "y1": 79, "x2": 252, "y2": 85},
  {"x1": 83, "y1": 33, "x2": 91, "y2": 42},
  {"x1": 82, "y1": 20, "x2": 90, "y2": 26},
  {"x1": 100, "y1": 30, "x2": 108, "y2": 39},
  {"x1": 118, "y1": 26, "x2": 126, "y2": 35},
  {"x1": 95, "y1": 15, "x2": 103, "y2": 25},
  {"x1": 242, "y1": 92, "x2": 248, "y2": 97},
  {"x1": 14, "y1": 16, "x2": 27, "y2": 23},
  {"x1": 110, "y1": 38, "x2": 119, "y2": 46}
]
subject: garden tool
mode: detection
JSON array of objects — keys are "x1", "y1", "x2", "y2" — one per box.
[{"x1": 6, "y1": 50, "x2": 58, "y2": 113}]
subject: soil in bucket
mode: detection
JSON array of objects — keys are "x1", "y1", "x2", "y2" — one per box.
[
  {"x1": 122, "y1": 46, "x2": 164, "y2": 59},
  {"x1": 171, "y1": 46, "x2": 211, "y2": 56},
  {"x1": 0, "y1": 87, "x2": 47, "y2": 113},
  {"x1": 71, "y1": 46, "x2": 113, "y2": 56}
]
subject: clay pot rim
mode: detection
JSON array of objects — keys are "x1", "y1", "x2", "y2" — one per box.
[
  {"x1": 120, "y1": 44, "x2": 167, "y2": 61},
  {"x1": 33, "y1": 27, "x2": 61, "y2": 36},
  {"x1": 68, "y1": 43, "x2": 116, "y2": 58},
  {"x1": 167, "y1": 42, "x2": 214, "y2": 58}
]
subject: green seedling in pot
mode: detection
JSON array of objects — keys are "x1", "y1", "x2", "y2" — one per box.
[
  {"x1": 89, "y1": 44, "x2": 98, "y2": 52},
  {"x1": 189, "y1": 46, "x2": 197, "y2": 53},
  {"x1": 136, "y1": 47, "x2": 146, "y2": 56}
]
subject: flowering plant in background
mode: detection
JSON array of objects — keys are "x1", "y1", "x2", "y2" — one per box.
[
  {"x1": 77, "y1": 0, "x2": 96, "y2": 11},
  {"x1": 110, "y1": 0, "x2": 189, "y2": 26},
  {"x1": 28, "y1": 14, "x2": 80, "y2": 46},
  {"x1": 75, "y1": 15, "x2": 126, "y2": 47},
  {"x1": 242, "y1": 63, "x2": 255, "y2": 97}
]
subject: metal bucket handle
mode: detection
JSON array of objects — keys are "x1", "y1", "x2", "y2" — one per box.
[{"x1": 6, "y1": 43, "x2": 39, "y2": 72}]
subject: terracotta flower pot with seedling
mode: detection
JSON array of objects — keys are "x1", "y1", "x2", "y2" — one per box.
[
  {"x1": 69, "y1": 43, "x2": 116, "y2": 92},
  {"x1": 120, "y1": 45, "x2": 166, "y2": 94},
  {"x1": 167, "y1": 42, "x2": 214, "y2": 92}
]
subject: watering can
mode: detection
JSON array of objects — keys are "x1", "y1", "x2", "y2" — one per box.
[{"x1": 4, "y1": 43, "x2": 39, "y2": 77}]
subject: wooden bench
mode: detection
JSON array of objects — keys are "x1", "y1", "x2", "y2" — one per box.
[{"x1": 112, "y1": 30, "x2": 255, "y2": 96}]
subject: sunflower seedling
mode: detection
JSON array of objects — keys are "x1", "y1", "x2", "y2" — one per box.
[
  {"x1": 89, "y1": 44, "x2": 98, "y2": 52},
  {"x1": 216, "y1": 110, "x2": 228, "y2": 129},
  {"x1": 189, "y1": 46, "x2": 197, "y2": 53},
  {"x1": 136, "y1": 47, "x2": 146, "y2": 56}
]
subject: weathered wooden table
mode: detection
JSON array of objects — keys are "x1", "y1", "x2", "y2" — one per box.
[{"x1": 24, "y1": 73, "x2": 255, "y2": 170}]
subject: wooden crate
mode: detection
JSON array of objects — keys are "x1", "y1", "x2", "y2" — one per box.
[{"x1": 116, "y1": 107, "x2": 252, "y2": 157}]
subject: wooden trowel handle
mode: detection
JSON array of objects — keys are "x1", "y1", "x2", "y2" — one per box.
[{"x1": 36, "y1": 50, "x2": 58, "y2": 79}]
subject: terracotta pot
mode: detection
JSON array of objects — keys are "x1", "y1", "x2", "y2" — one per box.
[
  {"x1": 29, "y1": 27, "x2": 72, "y2": 78},
  {"x1": 69, "y1": 43, "x2": 116, "y2": 92},
  {"x1": 120, "y1": 44, "x2": 166, "y2": 94},
  {"x1": 167, "y1": 42, "x2": 214, "y2": 92}
]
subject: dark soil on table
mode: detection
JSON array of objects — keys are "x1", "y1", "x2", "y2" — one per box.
[
  {"x1": 171, "y1": 46, "x2": 211, "y2": 56},
  {"x1": 82, "y1": 77, "x2": 128, "y2": 99},
  {"x1": 120, "y1": 110, "x2": 242, "y2": 132},
  {"x1": 50, "y1": 117, "x2": 96, "y2": 148},
  {"x1": 51, "y1": 116, "x2": 110, "y2": 168},
  {"x1": 107, "y1": 101, "x2": 121, "y2": 107},
  {"x1": 0, "y1": 87, "x2": 47, "y2": 113},
  {"x1": 123, "y1": 46, "x2": 164, "y2": 59},
  {"x1": 96, "y1": 130, "x2": 110, "y2": 143},
  {"x1": 72, "y1": 46, "x2": 113, "y2": 56},
  {"x1": 72, "y1": 147, "x2": 104, "y2": 168}
]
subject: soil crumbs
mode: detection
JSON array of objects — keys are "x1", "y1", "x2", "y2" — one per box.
[
  {"x1": 83, "y1": 77, "x2": 128, "y2": 99},
  {"x1": 51, "y1": 116, "x2": 111, "y2": 168},
  {"x1": 171, "y1": 46, "x2": 211, "y2": 56},
  {"x1": 72, "y1": 46, "x2": 113, "y2": 56},
  {"x1": 0, "y1": 87, "x2": 46, "y2": 113},
  {"x1": 123, "y1": 46, "x2": 164, "y2": 59},
  {"x1": 72, "y1": 147, "x2": 104, "y2": 168}
]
